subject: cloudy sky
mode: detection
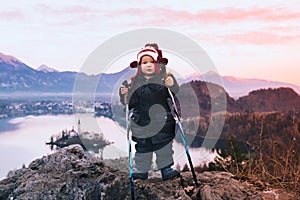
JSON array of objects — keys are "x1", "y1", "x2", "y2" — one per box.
[{"x1": 1, "y1": 0, "x2": 300, "y2": 86}]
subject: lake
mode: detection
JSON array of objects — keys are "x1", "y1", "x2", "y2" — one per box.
[{"x1": 0, "y1": 114, "x2": 217, "y2": 180}]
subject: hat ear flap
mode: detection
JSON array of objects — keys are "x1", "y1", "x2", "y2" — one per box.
[
  {"x1": 130, "y1": 61, "x2": 138, "y2": 68},
  {"x1": 161, "y1": 58, "x2": 168, "y2": 65},
  {"x1": 156, "y1": 49, "x2": 163, "y2": 58}
]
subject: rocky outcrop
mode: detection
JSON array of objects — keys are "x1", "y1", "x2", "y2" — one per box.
[
  {"x1": 0, "y1": 146, "x2": 293, "y2": 199},
  {"x1": 236, "y1": 87, "x2": 300, "y2": 112},
  {"x1": 178, "y1": 81, "x2": 300, "y2": 116}
]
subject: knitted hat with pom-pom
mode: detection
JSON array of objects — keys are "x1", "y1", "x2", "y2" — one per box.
[{"x1": 130, "y1": 44, "x2": 168, "y2": 68}]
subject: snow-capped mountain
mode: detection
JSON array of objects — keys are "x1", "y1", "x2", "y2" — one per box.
[
  {"x1": 36, "y1": 65, "x2": 59, "y2": 73},
  {"x1": 0, "y1": 52, "x2": 35, "y2": 72},
  {"x1": 0, "y1": 52, "x2": 21, "y2": 66}
]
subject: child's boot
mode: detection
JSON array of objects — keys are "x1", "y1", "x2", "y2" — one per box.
[
  {"x1": 161, "y1": 165, "x2": 180, "y2": 181},
  {"x1": 132, "y1": 172, "x2": 148, "y2": 180}
]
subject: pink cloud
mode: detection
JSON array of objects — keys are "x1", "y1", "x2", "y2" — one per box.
[
  {"x1": 266, "y1": 25, "x2": 300, "y2": 32},
  {"x1": 117, "y1": 6, "x2": 300, "y2": 25},
  {"x1": 116, "y1": 6, "x2": 300, "y2": 45},
  {"x1": 35, "y1": 4, "x2": 105, "y2": 26},
  {"x1": 37, "y1": 4, "x2": 99, "y2": 15},
  {"x1": 182, "y1": 29, "x2": 300, "y2": 46},
  {"x1": 218, "y1": 31, "x2": 300, "y2": 45},
  {"x1": 0, "y1": 10, "x2": 23, "y2": 20},
  {"x1": 200, "y1": 7, "x2": 300, "y2": 22},
  {"x1": 113, "y1": 8, "x2": 147, "y2": 17}
]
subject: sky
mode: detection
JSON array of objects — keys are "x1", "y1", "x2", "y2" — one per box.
[{"x1": 1, "y1": 0, "x2": 300, "y2": 86}]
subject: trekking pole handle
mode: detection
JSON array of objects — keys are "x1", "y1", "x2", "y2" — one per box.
[{"x1": 122, "y1": 80, "x2": 129, "y2": 105}]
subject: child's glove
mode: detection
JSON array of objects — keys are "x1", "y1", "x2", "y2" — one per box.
[
  {"x1": 120, "y1": 85, "x2": 129, "y2": 95},
  {"x1": 165, "y1": 76, "x2": 174, "y2": 87}
]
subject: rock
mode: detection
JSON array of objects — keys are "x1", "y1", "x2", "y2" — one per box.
[
  {"x1": 199, "y1": 185, "x2": 212, "y2": 200},
  {"x1": 261, "y1": 189, "x2": 297, "y2": 200},
  {"x1": 0, "y1": 146, "x2": 296, "y2": 199},
  {"x1": 0, "y1": 145, "x2": 128, "y2": 200}
]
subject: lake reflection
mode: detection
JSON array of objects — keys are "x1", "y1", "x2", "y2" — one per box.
[{"x1": 0, "y1": 115, "x2": 217, "y2": 180}]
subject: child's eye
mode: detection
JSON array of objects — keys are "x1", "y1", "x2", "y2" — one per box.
[{"x1": 142, "y1": 62, "x2": 147, "y2": 64}]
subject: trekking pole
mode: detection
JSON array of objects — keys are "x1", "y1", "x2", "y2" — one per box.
[
  {"x1": 122, "y1": 80, "x2": 135, "y2": 199},
  {"x1": 167, "y1": 88, "x2": 199, "y2": 187}
]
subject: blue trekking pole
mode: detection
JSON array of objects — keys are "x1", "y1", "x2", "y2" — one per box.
[
  {"x1": 122, "y1": 80, "x2": 135, "y2": 199},
  {"x1": 167, "y1": 88, "x2": 199, "y2": 187}
]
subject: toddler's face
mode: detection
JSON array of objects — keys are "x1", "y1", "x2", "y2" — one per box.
[{"x1": 140, "y1": 55, "x2": 155, "y2": 77}]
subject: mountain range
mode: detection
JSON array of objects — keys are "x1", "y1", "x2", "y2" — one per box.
[
  {"x1": 1, "y1": 51, "x2": 300, "y2": 98},
  {"x1": 0, "y1": 52, "x2": 103, "y2": 93}
]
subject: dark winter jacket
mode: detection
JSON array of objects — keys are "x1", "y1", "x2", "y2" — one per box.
[{"x1": 120, "y1": 73, "x2": 179, "y2": 145}]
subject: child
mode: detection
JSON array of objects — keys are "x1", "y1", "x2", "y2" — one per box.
[{"x1": 119, "y1": 43, "x2": 180, "y2": 181}]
